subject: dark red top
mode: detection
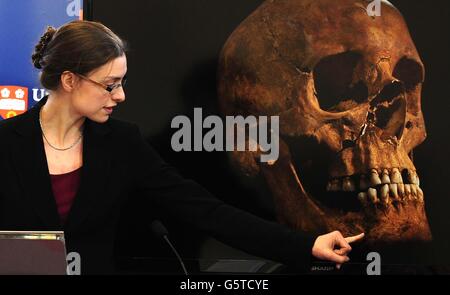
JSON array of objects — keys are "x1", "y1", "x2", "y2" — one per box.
[{"x1": 50, "y1": 167, "x2": 82, "y2": 225}]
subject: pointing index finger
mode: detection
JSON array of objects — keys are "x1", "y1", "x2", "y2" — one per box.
[{"x1": 345, "y1": 233, "x2": 365, "y2": 244}]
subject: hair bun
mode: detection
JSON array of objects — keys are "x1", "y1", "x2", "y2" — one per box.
[{"x1": 32, "y1": 26, "x2": 57, "y2": 69}]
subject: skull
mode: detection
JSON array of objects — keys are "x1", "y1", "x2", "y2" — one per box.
[{"x1": 218, "y1": 0, "x2": 432, "y2": 245}]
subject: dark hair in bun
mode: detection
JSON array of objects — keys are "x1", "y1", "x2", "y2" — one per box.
[
  {"x1": 31, "y1": 20, "x2": 127, "y2": 90},
  {"x1": 31, "y1": 26, "x2": 57, "y2": 70}
]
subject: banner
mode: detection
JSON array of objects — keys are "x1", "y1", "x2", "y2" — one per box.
[{"x1": 0, "y1": 0, "x2": 83, "y2": 120}]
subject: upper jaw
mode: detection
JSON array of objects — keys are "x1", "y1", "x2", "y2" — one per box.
[{"x1": 325, "y1": 168, "x2": 423, "y2": 210}]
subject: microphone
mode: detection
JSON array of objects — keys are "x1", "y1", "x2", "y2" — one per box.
[{"x1": 150, "y1": 220, "x2": 188, "y2": 275}]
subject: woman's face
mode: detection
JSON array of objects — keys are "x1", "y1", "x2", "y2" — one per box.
[{"x1": 72, "y1": 55, "x2": 127, "y2": 123}]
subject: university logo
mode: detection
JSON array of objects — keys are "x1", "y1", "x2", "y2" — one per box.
[
  {"x1": 32, "y1": 88, "x2": 48, "y2": 102},
  {"x1": 0, "y1": 86, "x2": 28, "y2": 119}
]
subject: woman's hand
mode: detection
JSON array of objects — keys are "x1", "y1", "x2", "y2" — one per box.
[{"x1": 311, "y1": 231, "x2": 365, "y2": 270}]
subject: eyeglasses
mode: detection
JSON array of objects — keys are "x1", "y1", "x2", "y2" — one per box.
[{"x1": 75, "y1": 73, "x2": 127, "y2": 93}]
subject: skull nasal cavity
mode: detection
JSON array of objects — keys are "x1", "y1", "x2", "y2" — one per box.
[
  {"x1": 374, "y1": 98, "x2": 406, "y2": 139},
  {"x1": 371, "y1": 81, "x2": 404, "y2": 107}
]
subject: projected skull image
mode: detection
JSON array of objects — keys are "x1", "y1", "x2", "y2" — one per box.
[{"x1": 218, "y1": 0, "x2": 432, "y2": 245}]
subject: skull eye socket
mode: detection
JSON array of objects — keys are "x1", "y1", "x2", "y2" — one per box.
[
  {"x1": 393, "y1": 57, "x2": 424, "y2": 90},
  {"x1": 313, "y1": 51, "x2": 366, "y2": 111}
]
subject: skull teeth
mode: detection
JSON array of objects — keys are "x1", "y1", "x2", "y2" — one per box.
[
  {"x1": 342, "y1": 177, "x2": 355, "y2": 191},
  {"x1": 359, "y1": 184, "x2": 423, "y2": 206},
  {"x1": 380, "y1": 184, "x2": 390, "y2": 205},
  {"x1": 367, "y1": 188, "x2": 378, "y2": 203},
  {"x1": 398, "y1": 183, "x2": 405, "y2": 197},
  {"x1": 407, "y1": 170, "x2": 420, "y2": 186},
  {"x1": 405, "y1": 184, "x2": 412, "y2": 196},
  {"x1": 381, "y1": 169, "x2": 390, "y2": 184},
  {"x1": 326, "y1": 168, "x2": 420, "y2": 192},
  {"x1": 370, "y1": 169, "x2": 382, "y2": 186},
  {"x1": 389, "y1": 183, "x2": 399, "y2": 200},
  {"x1": 358, "y1": 192, "x2": 368, "y2": 205},
  {"x1": 326, "y1": 168, "x2": 423, "y2": 207},
  {"x1": 391, "y1": 168, "x2": 403, "y2": 183}
]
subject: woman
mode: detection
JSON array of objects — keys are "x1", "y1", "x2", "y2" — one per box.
[{"x1": 0, "y1": 20, "x2": 363, "y2": 274}]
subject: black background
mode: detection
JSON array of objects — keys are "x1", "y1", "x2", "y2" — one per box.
[{"x1": 90, "y1": 0, "x2": 450, "y2": 272}]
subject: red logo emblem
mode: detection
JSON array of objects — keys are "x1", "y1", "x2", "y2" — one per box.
[{"x1": 0, "y1": 86, "x2": 29, "y2": 119}]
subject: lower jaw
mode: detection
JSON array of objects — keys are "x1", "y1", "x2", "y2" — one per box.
[
  {"x1": 299, "y1": 172, "x2": 432, "y2": 244},
  {"x1": 310, "y1": 192, "x2": 432, "y2": 245}
]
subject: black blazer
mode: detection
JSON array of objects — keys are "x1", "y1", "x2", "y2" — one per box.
[{"x1": 0, "y1": 97, "x2": 314, "y2": 274}]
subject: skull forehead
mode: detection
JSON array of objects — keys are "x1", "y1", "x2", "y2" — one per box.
[{"x1": 259, "y1": 0, "x2": 418, "y2": 67}]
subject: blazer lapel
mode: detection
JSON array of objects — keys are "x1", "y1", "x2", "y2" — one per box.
[
  {"x1": 64, "y1": 117, "x2": 112, "y2": 231},
  {"x1": 11, "y1": 98, "x2": 61, "y2": 229},
  {"x1": 11, "y1": 97, "x2": 113, "y2": 231}
]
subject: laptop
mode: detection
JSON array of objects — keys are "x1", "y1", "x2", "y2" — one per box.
[{"x1": 0, "y1": 231, "x2": 67, "y2": 275}]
